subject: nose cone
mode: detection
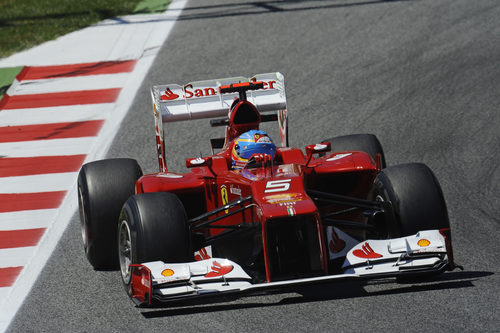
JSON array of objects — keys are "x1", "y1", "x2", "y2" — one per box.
[{"x1": 251, "y1": 176, "x2": 317, "y2": 219}]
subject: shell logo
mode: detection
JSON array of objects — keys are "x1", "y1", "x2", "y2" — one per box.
[
  {"x1": 417, "y1": 239, "x2": 431, "y2": 247},
  {"x1": 161, "y1": 269, "x2": 175, "y2": 276}
]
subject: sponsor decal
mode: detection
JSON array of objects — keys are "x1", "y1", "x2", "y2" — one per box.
[
  {"x1": 154, "y1": 122, "x2": 167, "y2": 172},
  {"x1": 264, "y1": 179, "x2": 292, "y2": 193},
  {"x1": 264, "y1": 192, "x2": 303, "y2": 204},
  {"x1": 220, "y1": 185, "x2": 229, "y2": 213},
  {"x1": 190, "y1": 157, "x2": 206, "y2": 165},
  {"x1": 161, "y1": 269, "x2": 175, "y2": 277},
  {"x1": 417, "y1": 239, "x2": 431, "y2": 247},
  {"x1": 142, "y1": 275, "x2": 151, "y2": 289},
  {"x1": 327, "y1": 153, "x2": 352, "y2": 162},
  {"x1": 183, "y1": 84, "x2": 217, "y2": 99},
  {"x1": 160, "y1": 87, "x2": 179, "y2": 100},
  {"x1": 158, "y1": 173, "x2": 183, "y2": 178},
  {"x1": 328, "y1": 228, "x2": 346, "y2": 253},
  {"x1": 278, "y1": 202, "x2": 296, "y2": 207},
  {"x1": 278, "y1": 109, "x2": 288, "y2": 146},
  {"x1": 160, "y1": 80, "x2": 276, "y2": 101},
  {"x1": 194, "y1": 247, "x2": 211, "y2": 261},
  {"x1": 230, "y1": 185, "x2": 242, "y2": 196},
  {"x1": 276, "y1": 164, "x2": 300, "y2": 176},
  {"x1": 353, "y1": 242, "x2": 383, "y2": 259},
  {"x1": 279, "y1": 109, "x2": 287, "y2": 128},
  {"x1": 256, "y1": 135, "x2": 272, "y2": 144},
  {"x1": 204, "y1": 261, "x2": 233, "y2": 278}
]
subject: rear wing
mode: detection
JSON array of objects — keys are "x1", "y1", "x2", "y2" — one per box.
[{"x1": 151, "y1": 73, "x2": 288, "y2": 172}]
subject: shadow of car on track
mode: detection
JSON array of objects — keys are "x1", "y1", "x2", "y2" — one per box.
[
  {"x1": 140, "y1": 270, "x2": 492, "y2": 319},
  {"x1": 174, "y1": 0, "x2": 416, "y2": 21},
  {"x1": 80, "y1": 0, "x2": 417, "y2": 28}
]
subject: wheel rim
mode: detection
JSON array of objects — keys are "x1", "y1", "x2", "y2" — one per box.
[
  {"x1": 118, "y1": 219, "x2": 132, "y2": 284},
  {"x1": 373, "y1": 193, "x2": 391, "y2": 238},
  {"x1": 77, "y1": 185, "x2": 89, "y2": 250}
]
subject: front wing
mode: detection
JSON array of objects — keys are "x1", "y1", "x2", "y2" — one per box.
[{"x1": 129, "y1": 230, "x2": 452, "y2": 306}]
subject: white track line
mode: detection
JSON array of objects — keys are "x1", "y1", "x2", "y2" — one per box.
[
  {"x1": 0, "y1": 137, "x2": 96, "y2": 158},
  {"x1": 0, "y1": 104, "x2": 111, "y2": 126},
  {"x1": 0, "y1": 173, "x2": 77, "y2": 193},
  {"x1": 0, "y1": 210, "x2": 56, "y2": 231}
]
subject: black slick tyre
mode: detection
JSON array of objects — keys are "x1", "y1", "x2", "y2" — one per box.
[
  {"x1": 322, "y1": 133, "x2": 387, "y2": 168},
  {"x1": 373, "y1": 163, "x2": 450, "y2": 237},
  {"x1": 78, "y1": 158, "x2": 142, "y2": 270},
  {"x1": 118, "y1": 192, "x2": 192, "y2": 292}
]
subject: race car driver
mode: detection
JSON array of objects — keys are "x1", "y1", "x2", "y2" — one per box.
[{"x1": 231, "y1": 130, "x2": 276, "y2": 169}]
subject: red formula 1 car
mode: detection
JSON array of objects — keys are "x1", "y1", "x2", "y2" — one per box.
[{"x1": 78, "y1": 73, "x2": 457, "y2": 306}]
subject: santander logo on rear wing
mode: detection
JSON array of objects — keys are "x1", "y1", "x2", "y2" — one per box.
[
  {"x1": 151, "y1": 72, "x2": 287, "y2": 123},
  {"x1": 160, "y1": 80, "x2": 277, "y2": 101}
]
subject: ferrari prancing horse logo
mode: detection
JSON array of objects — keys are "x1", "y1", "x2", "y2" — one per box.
[{"x1": 221, "y1": 185, "x2": 229, "y2": 213}]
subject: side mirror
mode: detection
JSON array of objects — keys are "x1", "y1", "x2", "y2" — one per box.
[
  {"x1": 186, "y1": 156, "x2": 212, "y2": 168},
  {"x1": 305, "y1": 143, "x2": 331, "y2": 156},
  {"x1": 305, "y1": 142, "x2": 331, "y2": 166}
]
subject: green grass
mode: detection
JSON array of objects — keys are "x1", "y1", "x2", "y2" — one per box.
[
  {"x1": 0, "y1": 0, "x2": 169, "y2": 59},
  {"x1": 0, "y1": 66, "x2": 23, "y2": 99}
]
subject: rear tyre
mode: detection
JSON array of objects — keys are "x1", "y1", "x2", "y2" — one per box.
[
  {"x1": 322, "y1": 134, "x2": 386, "y2": 168},
  {"x1": 78, "y1": 158, "x2": 142, "y2": 270},
  {"x1": 118, "y1": 192, "x2": 192, "y2": 291},
  {"x1": 372, "y1": 163, "x2": 450, "y2": 237}
]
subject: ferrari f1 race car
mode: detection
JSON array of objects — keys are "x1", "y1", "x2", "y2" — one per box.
[{"x1": 78, "y1": 73, "x2": 457, "y2": 306}]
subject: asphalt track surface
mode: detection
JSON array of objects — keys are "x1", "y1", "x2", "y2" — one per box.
[{"x1": 8, "y1": 0, "x2": 499, "y2": 331}]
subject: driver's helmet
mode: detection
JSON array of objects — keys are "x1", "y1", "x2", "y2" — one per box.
[{"x1": 231, "y1": 130, "x2": 276, "y2": 168}]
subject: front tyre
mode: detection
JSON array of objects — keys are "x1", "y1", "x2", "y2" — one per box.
[
  {"x1": 119, "y1": 192, "x2": 192, "y2": 289},
  {"x1": 373, "y1": 163, "x2": 450, "y2": 237}
]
